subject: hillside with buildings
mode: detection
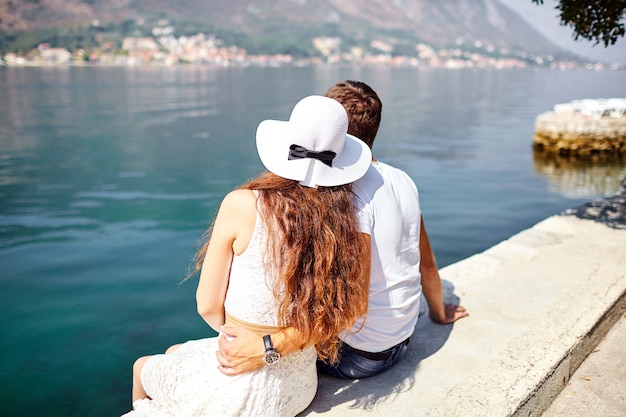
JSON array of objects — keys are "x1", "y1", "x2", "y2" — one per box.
[{"x1": 2, "y1": 0, "x2": 616, "y2": 68}]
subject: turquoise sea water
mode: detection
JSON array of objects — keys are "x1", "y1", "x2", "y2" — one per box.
[{"x1": 1, "y1": 66, "x2": 625, "y2": 416}]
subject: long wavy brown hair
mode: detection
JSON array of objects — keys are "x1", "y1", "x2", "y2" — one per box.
[{"x1": 192, "y1": 172, "x2": 370, "y2": 363}]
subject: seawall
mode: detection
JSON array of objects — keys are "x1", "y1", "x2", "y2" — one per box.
[
  {"x1": 533, "y1": 99, "x2": 626, "y2": 158},
  {"x1": 298, "y1": 189, "x2": 626, "y2": 416}
]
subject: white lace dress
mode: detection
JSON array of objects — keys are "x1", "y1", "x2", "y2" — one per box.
[{"x1": 122, "y1": 211, "x2": 318, "y2": 417}]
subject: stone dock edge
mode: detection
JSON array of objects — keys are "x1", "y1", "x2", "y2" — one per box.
[
  {"x1": 514, "y1": 290, "x2": 625, "y2": 417},
  {"x1": 298, "y1": 186, "x2": 626, "y2": 417}
]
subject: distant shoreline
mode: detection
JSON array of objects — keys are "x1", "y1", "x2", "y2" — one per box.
[{"x1": 2, "y1": 60, "x2": 625, "y2": 71}]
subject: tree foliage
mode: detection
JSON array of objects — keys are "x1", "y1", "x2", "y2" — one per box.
[
  {"x1": 532, "y1": 0, "x2": 626, "y2": 46},
  {"x1": 0, "y1": 24, "x2": 116, "y2": 55}
]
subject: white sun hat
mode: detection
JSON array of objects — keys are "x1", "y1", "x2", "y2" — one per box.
[{"x1": 256, "y1": 95, "x2": 372, "y2": 188}]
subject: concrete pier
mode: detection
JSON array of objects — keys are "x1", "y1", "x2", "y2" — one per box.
[
  {"x1": 533, "y1": 100, "x2": 626, "y2": 158},
  {"x1": 542, "y1": 313, "x2": 626, "y2": 416},
  {"x1": 298, "y1": 191, "x2": 626, "y2": 416}
]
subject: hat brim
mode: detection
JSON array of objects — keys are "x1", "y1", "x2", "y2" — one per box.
[{"x1": 256, "y1": 119, "x2": 372, "y2": 187}]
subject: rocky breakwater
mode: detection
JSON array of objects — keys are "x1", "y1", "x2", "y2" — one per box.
[
  {"x1": 533, "y1": 98, "x2": 626, "y2": 159},
  {"x1": 563, "y1": 177, "x2": 626, "y2": 230}
]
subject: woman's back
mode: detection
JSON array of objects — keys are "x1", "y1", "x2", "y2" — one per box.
[{"x1": 224, "y1": 191, "x2": 279, "y2": 327}]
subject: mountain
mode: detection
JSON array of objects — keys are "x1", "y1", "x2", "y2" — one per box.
[{"x1": 0, "y1": 0, "x2": 589, "y2": 61}]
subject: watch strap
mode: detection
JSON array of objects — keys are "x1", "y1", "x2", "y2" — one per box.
[{"x1": 262, "y1": 334, "x2": 280, "y2": 365}]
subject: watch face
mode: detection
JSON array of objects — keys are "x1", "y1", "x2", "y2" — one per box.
[{"x1": 264, "y1": 350, "x2": 280, "y2": 365}]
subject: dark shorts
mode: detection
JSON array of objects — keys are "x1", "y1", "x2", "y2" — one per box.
[{"x1": 317, "y1": 337, "x2": 411, "y2": 379}]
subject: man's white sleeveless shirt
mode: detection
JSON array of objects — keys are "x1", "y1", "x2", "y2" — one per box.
[{"x1": 343, "y1": 161, "x2": 423, "y2": 352}]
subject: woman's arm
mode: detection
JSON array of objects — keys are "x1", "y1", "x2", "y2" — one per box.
[{"x1": 196, "y1": 189, "x2": 257, "y2": 331}]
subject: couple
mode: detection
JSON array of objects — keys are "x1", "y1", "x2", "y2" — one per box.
[{"x1": 123, "y1": 81, "x2": 468, "y2": 417}]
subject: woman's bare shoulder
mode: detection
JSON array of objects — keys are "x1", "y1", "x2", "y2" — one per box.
[
  {"x1": 219, "y1": 189, "x2": 258, "y2": 255},
  {"x1": 221, "y1": 188, "x2": 257, "y2": 207}
]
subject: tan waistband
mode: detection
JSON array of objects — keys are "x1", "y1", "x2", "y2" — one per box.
[{"x1": 225, "y1": 311, "x2": 281, "y2": 336}]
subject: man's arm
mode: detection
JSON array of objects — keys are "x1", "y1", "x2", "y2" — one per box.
[
  {"x1": 216, "y1": 325, "x2": 303, "y2": 375},
  {"x1": 419, "y1": 216, "x2": 469, "y2": 324}
]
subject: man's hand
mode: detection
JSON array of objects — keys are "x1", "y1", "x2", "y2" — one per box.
[
  {"x1": 430, "y1": 303, "x2": 469, "y2": 325},
  {"x1": 216, "y1": 325, "x2": 266, "y2": 376}
]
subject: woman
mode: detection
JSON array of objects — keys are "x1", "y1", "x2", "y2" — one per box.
[{"x1": 123, "y1": 95, "x2": 372, "y2": 417}]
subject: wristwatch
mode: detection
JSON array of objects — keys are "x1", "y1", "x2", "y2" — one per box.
[{"x1": 262, "y1": 334, "x2": 280, "y2": 365}]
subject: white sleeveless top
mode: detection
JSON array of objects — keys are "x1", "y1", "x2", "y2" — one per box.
[{"x1": 224, "y1": 209, "x2": 280, "y2": 327}]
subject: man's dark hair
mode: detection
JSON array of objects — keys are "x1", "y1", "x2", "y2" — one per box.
[{"x1": 324, "y1": 80, "x2": 382, "y2": 149}]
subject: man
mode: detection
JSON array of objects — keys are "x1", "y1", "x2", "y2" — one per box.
[{"x1": 215, "y1": 80, "x2": 468, "y2": 379}]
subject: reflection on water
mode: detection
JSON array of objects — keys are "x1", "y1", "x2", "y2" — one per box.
[{"x1": 533, "y1": 150, "x2": 626, "y2": 198}]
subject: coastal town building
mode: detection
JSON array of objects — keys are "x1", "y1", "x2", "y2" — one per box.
[{"x1": 2, "y1": 30, "x2": 621, "y2": 70}]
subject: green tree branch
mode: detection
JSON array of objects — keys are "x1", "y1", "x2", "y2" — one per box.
[{"x1": 532, "y1": 0, "x2": 626, "y2": 46}]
